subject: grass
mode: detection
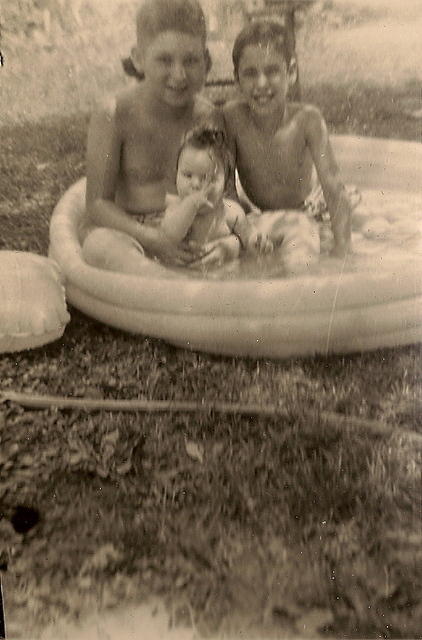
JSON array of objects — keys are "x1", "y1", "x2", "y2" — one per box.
[
  {"x1": 1, "y1": 86, "x2": 421, "y2": 638},
  {"x1": 1, "y1": 4, "x2": 422, "y2": 638}
]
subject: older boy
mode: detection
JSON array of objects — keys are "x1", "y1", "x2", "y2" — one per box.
[
  {"x1": 223, "y1": 19, "x2": 354, "y2": 274},
  {"x1": 83, "y1": 0, "x2": 239, "y2": 274}
]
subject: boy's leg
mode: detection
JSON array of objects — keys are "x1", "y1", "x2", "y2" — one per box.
[
  {"x1": 252, "y1": 211, "x2": 320, "y2": 276},
  {"x1": 277, "y1": 212, "x2": 320, "y2": 276},
  {"x1": 82, "y1": 227, "x2": 171, "y2": 277}
]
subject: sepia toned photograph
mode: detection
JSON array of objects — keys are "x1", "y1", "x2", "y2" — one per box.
[{"x1": 0, "y1": 1, "x2": 421, "y2": 638}]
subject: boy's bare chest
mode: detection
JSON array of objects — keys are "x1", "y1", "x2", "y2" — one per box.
[
  {"x1": 239, "y1": 125, "x2": 306, "y2": 171},
  {"x1": 121, "y1": 120, "x2": 187, "y2": 181},
  {"x1": 123, "y1": 127, "x2": 183, "y2": 174}
]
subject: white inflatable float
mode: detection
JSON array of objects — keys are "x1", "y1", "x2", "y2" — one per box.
[
  {"x1": 49, "y1": 135, "x2": 422, "y2": 359},
  {"x1": 0, "y1": 251, "x2": 70, "y2": 353}
]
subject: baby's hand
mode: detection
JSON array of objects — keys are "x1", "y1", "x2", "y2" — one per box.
[{"x1": 248, "y1": 230, "x2": 273, "y2": 255}]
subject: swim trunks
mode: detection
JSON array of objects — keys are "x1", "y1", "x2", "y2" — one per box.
[{"x1": 302, "y1": 183, "x2": 362, "y2": 221}]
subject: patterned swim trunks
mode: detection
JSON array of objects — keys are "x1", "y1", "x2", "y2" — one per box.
[{"x1": 302, "y1": 183, "x2": 362, "y2": 221}]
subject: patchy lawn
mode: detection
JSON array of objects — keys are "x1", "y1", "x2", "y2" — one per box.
[{"x1": 1, "y1": 80, "x2": 421, "y2": 639}]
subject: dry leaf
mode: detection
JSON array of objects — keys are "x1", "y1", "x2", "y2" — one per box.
[
  {"x1": 102, "y1": 429, "x2": 119, "y2": 446},
  {"x1": 184, "y1": 439, "x2": 204, "y2": 463},
  {"x1": 80, "y1": 543, "x2": 122, "y2": 574},
  {"x1": 77, "y1": 575, "x2": 92, "y2": 590},
  {"x1": 68, "y1": 452, "x2": 85, "y2": 466},
  {"x1": 211, "y1": 441, "x2": 224, "y2": 458},
  {"x1": 20, "y1": 454, "x2": 35, "y2": 467},
  {"x1": 296, "y1": 608, "x2": 334, "y2": 637},
  {"x1": 116, "y1": 460, "x2": 132, "y2": 475}
]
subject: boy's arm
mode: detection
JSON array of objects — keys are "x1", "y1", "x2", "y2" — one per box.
[
  {"x1": 86, "y1": 99, "x2": 141, "y2": 237},
  {"x1": 305, "y1": 107, "x2": 352, "y2": 257}
]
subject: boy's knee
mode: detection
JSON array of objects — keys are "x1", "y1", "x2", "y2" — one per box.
[
  {"x1": 283, "y1": 245, "x2": 320, "y2": 276},
  {"x1": 82, "y1": 227, "x2": 144, "y2": 270},
  {"x1": 283, "y1": 219, "x2": 320, "y2": 253},
  {"x1": 83, "y1": 228, "x2": 114, "y2": 265},
  {"x1": 279, "y1": 218, "x2": 320, "y2": 275},
  {"x1": 83, "y1": 227, "x2": 115, "y2": 248}
]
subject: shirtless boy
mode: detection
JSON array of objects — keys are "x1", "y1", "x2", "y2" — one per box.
[
  {"x1": 82, "y1": 0, "x2": 239, "y2": 274},
  {"x1": 161, "y1": 125, "x2": 270, "y2": 267},
  {"x1": 223, "y1": 19, "x2": 355, "y2": 273}
]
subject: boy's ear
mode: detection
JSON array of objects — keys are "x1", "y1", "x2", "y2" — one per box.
[
  {"x1": 130, "y1": 45, "x2": 144, "y2": 75},
  {"x1": 287, "y1": 58, "x2": 298, "y2": 88}
]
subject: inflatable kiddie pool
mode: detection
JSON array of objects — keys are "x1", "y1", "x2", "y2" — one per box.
[{"x1": 49, "y1": 135, "x2": 422, "y2": 359}]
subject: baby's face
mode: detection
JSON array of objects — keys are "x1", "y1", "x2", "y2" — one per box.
[{"x1": 176, "y1": 147, "x2": 225, "y2": 206}]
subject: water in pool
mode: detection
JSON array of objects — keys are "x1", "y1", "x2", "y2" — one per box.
[{"x1": 180, "y1": 188, "x2": 422, "y2": 281}]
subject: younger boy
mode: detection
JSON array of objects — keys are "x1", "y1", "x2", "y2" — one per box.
[{"x1": 223, "y1": 19, "x2": 355, "y2": 274}]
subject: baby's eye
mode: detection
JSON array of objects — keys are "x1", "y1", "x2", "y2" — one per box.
[
  {"x1": 183, "y1": 172, "x2": 193, "y2": 179},
  {"x1": 157, "y1": 54, "x2": 172, "y2": 66},
  {"x1": 241, "y1": 68, "x2": 257, "y2": 79}
]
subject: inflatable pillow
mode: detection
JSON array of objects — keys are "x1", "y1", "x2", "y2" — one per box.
[{"x1": 0, "y1": 251, "x2": 70, "y2": 353}]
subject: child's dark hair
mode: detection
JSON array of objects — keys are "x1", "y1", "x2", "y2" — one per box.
[
  {"x1": 232, "y1": 19, "x2": 293, "y2": 79},
  {"x1": 122, "y1": 0, "x2": 210, "y2": 80},
  {"x1": 178, "y1": 124, "x2": 234, "y2": 191}
]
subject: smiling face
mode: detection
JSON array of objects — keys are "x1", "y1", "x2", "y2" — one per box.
[
  {"x1": 237, "y1": 43, "x2": 294, "y2": 117},
  {"x1": 176, "y1": 146, "x2": 225, "y2": 207},
  {"x1": 136, "y1": 30, "x2": 208, "y2": 109}
]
